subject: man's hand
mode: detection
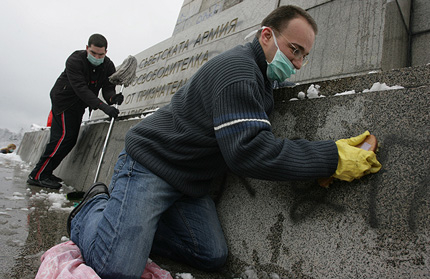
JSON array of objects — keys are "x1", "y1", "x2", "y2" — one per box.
[
  {"x1": 332, "y1": 131, "x2": 382, "y2": 182},
  {"x1": 110, "y1": 93, "x2": 124, "y2": 105},
  {"x1": 99, "y1": 103, "x2": 119, "y2": 118}
]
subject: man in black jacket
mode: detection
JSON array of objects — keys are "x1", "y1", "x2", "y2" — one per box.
[{"x1": 28, "y1": 34, "x2": 123, "y2": 189}]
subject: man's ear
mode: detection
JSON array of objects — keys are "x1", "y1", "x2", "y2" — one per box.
[{"x1": 260, "y1": 28, "x2": 273, "y2": 46}]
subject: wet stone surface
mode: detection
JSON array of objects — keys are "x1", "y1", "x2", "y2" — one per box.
[{"x1": 0, "y1": 154, "x2": 74, "y2": 279}]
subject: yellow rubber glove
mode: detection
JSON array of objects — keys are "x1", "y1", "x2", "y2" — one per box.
[{"x1": 333, "y1": 131, "x2": 382, "y2": 182}]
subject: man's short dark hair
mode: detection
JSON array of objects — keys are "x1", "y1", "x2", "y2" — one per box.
[
  {"x1": 258, "y1": 5, "x2": 318, "y2": 37},
  {"x1": 88, "y1": 33, "x2": 108, "y2": 49}
]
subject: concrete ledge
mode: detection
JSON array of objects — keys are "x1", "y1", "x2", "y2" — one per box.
[
  {"x1": 219, "y1": 70, "x2": 430, "y2": 277},
  {"x1": 18, "y1": 128, "x2": 50, "y2": 166}
]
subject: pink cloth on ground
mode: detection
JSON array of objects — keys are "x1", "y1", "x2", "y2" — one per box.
[{"x1": 35, "y1": 241, "x2": 173, "y2": 279}]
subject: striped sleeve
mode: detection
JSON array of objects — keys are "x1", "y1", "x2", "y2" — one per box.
[
  {"x1": 213, "y1": 80, "x2": 339, "y2": 181},
  {"x1": 213, "y1": 80, "x2": 272, "y2": 138}
]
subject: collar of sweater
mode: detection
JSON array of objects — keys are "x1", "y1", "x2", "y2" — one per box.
[{"x1": 250, "y1": 37, "x2": 269, "y2": 79}]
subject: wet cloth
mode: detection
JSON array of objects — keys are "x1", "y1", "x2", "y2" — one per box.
[{"x1": 35, "y1": 241, "x2": 173, "y2": 279}]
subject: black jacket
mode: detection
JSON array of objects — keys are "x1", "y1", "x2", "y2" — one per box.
[{"x1": 50, "y1": 50, "x2": 116, "y2": 114}]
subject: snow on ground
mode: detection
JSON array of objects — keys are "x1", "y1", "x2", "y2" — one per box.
[
  {"x1": 30, "y1": 124, "x2": 49, "y2": 132},
  {"x1": 175, "y1": 273, "x2": 195, "y2": 279},
  {"x1": 0, "y1": 152, "x2": 74, "y2": 212},
  {"x1": 0, "y1": 153, "x2": 28, "y2": 164},
  {"x1": 0, "y1": 153, "x2": 31, "y2": 171},
  {"x1": 290, "y1": 82, "x2": 404, "y2": 101},
  {"x1": 29, "y1": 189, "x2": 74, "y2": 212},
  {"x1": 2, "y1": 182, "x2": 75, "y2": 213},
  {"x1": 82, "y1": 107, "x2": 159, "y2": 126},
  {"x1": 362, "y1": 82, "x2": 404, "y2": 93},
  {"x1": 240, "y1": 266, "x2": 280, "y2": 279}
]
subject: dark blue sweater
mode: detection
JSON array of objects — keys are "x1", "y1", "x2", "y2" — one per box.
[{"x1": 125, "y1": 38, "x2": 338, "y2": 197}]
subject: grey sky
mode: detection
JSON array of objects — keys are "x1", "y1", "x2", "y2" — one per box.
[{"x1": 0, "y1": 0, "x2": 182, "y2": 133}]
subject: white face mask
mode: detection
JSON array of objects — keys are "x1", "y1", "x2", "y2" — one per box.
[
  {"x1": 87, "y1": 53, "x2": 104, "y2": 66},
  {"x1": 244, "y1": 26, "x2": 296, "y2": 82}
]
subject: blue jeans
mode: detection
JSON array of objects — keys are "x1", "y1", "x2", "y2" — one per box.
[{"x1": 70, "y1": 150, "x2": 228, "y2": 279}]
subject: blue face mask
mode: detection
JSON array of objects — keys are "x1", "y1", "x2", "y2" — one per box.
[
  {"x1": 87, "y1": 53, "x2": 104, "y2": 66},
  {"x1": 266, "y1": 30, "x2": 296, "y2": 82}
]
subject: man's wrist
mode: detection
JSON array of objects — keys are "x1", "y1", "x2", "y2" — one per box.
[{"x1": 98, "y1": 102, "x2": 108, "y2": 110}]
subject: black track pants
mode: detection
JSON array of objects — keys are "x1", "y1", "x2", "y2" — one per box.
[{"x1": 30, "y1": 104, "x2": 84, "y2": 180}]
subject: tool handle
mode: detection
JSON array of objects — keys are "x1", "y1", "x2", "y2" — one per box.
[{"x1": 93, "y1": 84, "x2": 125, "y2": 183}]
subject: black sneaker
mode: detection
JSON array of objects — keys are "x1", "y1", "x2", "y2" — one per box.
[
  {"x1": 67, "y1": 182, "x2": 109, "y2": 236},
  {"x1": 50, "y1": 174, "x2": 63, "y2": 182},
  {"x1": 27, "y1": 175, "x2": 61, "y2": 189}
]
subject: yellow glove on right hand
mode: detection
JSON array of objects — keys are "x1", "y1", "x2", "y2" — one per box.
[{"x1": 332, "y1": 131, "x2": 382, "y2": 182}]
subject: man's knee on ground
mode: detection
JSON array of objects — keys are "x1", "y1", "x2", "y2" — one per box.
[{"x1": 195, "y1": 245, "x2": 228, "y2": 271}]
